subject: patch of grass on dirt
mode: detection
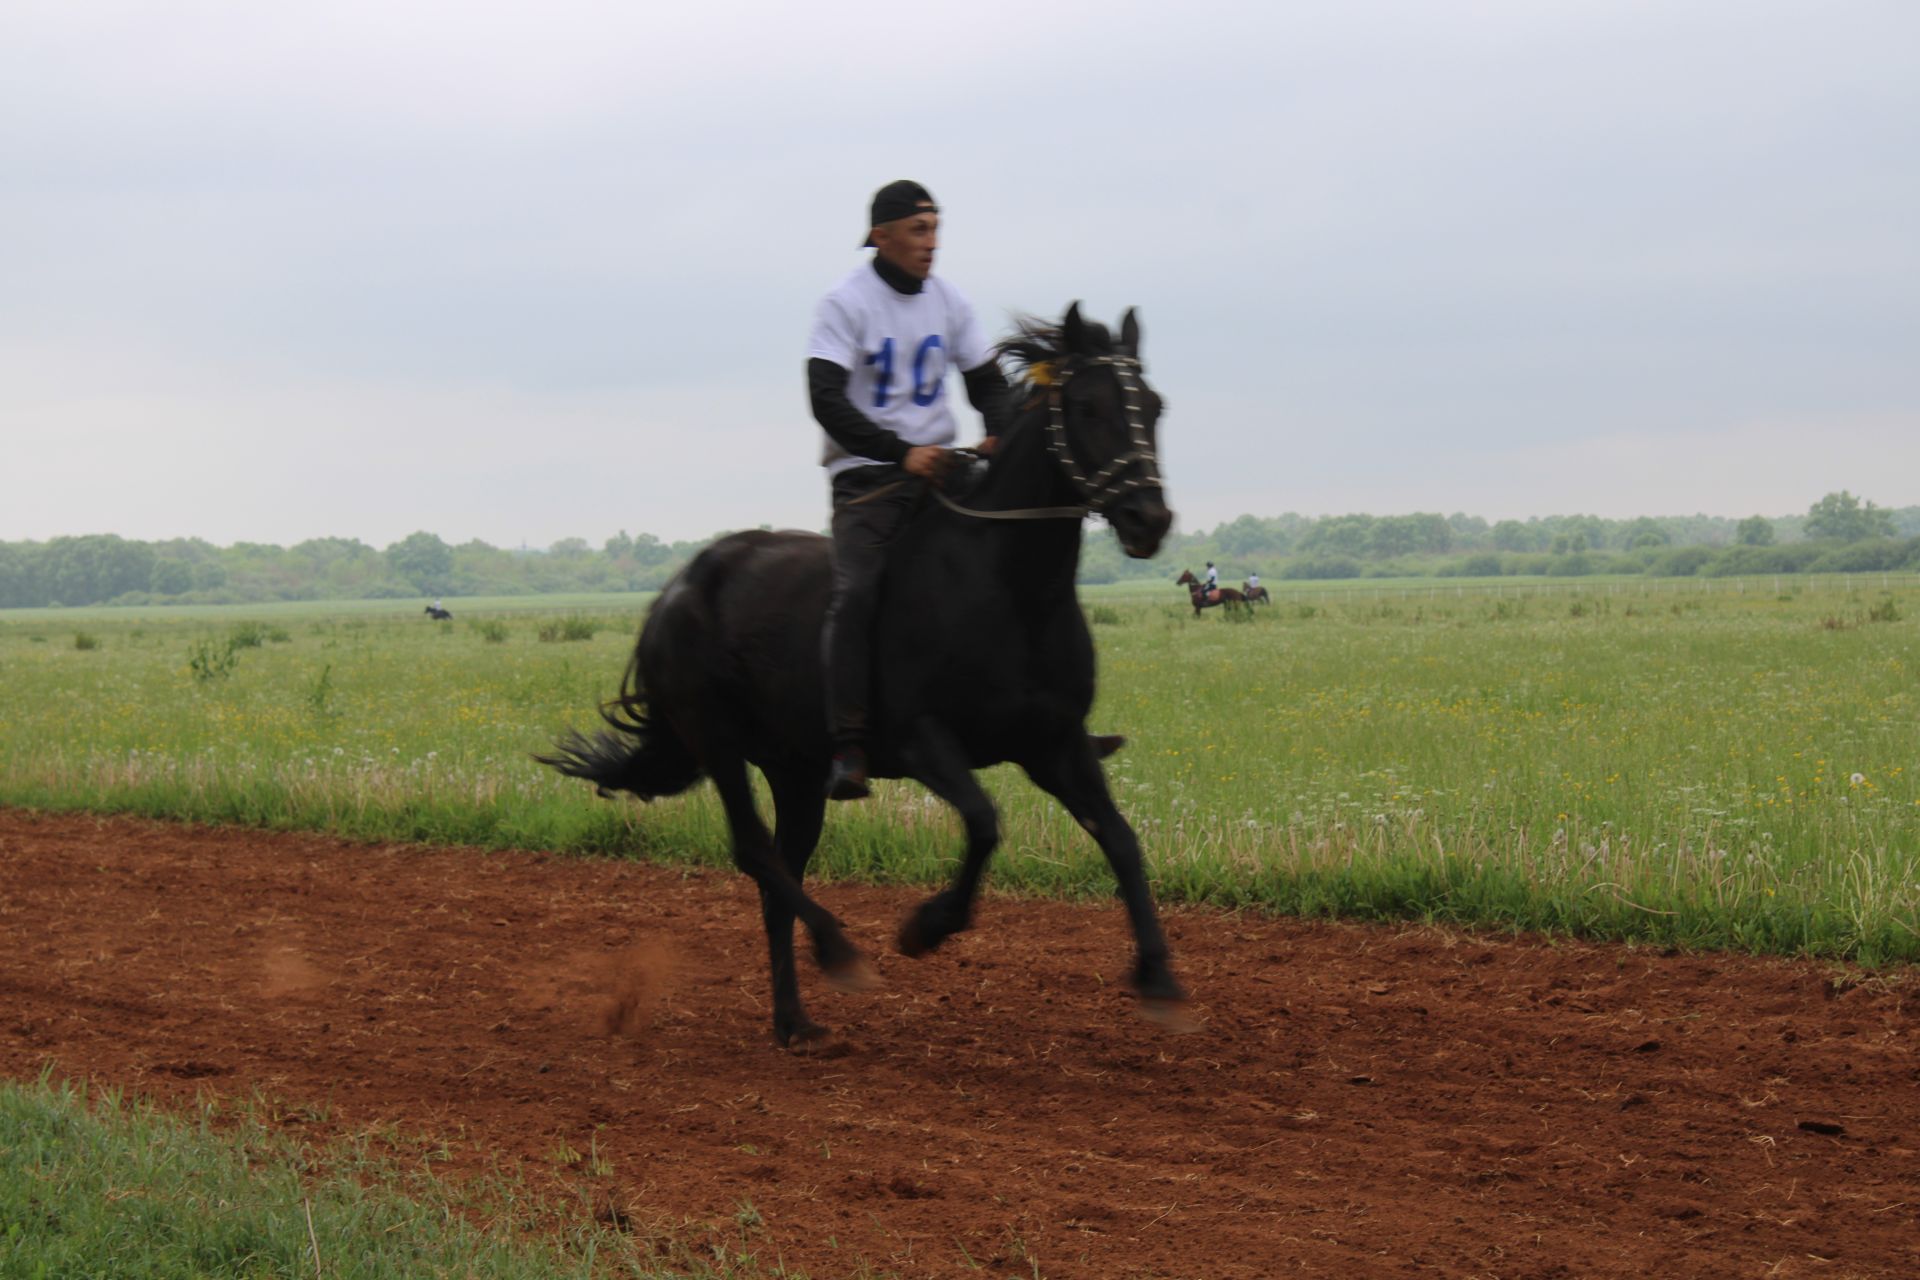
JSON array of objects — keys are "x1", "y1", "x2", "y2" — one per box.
[{"x1": 0, "y1": 1074, "x2": 804, "y2": 1279}]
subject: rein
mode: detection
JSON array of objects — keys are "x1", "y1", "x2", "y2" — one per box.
[
  {"x1": 841, "y1": 449, "x2": 1087, "y2": 520},
  {"x1": 840, "y1": 353, "x2": 1162, "y2": 524},
  {"x1": 933, "y1": 487, "x2": 1087, "y2": 522}
]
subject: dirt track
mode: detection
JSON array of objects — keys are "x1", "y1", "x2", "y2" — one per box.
[{"x1": 3, "y1": 809, "x2": 1918, "y2": 1278}]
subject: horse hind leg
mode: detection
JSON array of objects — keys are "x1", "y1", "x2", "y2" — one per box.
[
  {"x1": 707, "y1": 758, "x2": 874, "y2": 1045},
  {"x1": 761, "y1": 766, "x2": 832, "y2": 1046}
]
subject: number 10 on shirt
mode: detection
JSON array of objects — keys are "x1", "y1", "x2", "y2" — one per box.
[{"x1": 865, "y1": 336, "x2": 946, "y2": 409}]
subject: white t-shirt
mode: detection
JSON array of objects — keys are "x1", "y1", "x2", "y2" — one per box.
[{"x1": 807, "y1": 264, "x2": 994, "y2": 476}]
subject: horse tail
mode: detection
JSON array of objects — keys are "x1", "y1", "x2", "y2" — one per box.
[{"x1": 535, "y1": 648, "x2": 704, "y2": 800}]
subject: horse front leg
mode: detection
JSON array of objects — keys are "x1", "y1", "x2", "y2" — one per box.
[
  {"x1": 895, "y1": 718, "x2": 999, "y2": 957},
  {"x1": 1021, "y1": 737, "x2": 1190, "y2": 1024}
]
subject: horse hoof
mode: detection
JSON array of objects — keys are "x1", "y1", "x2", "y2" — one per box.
[
  {"x1": 896, "y1": 910, "x2": 954, "y2": 958},
  {"x1": 1138, "y1": 997, "x2": 1201, "y2": 1034},
  {"x1": 898, "y1": 896, "x2": 971, "y2": 958},
  {"x1": 777, "y1": 1018, "x2": 831, "y2": 1049},
  {"x1": 896, "y1": 922, "x2": 938, "y2": 958},
  {"x1": 824, "y1": 956, "x2": 882, "y2": 993}
]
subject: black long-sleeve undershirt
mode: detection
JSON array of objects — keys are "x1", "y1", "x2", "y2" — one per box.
[
  {"x1": 808, "y1": 358, "x2": 909, "y2": 464},
  {"x1": 807, "y1": 357, "x2": 1011, "y2": 464},
  {"x1": 963, "y1": 360, "x2": 1013, "y2": 440}
]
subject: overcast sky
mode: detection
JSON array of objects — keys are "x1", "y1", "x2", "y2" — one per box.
[{"x1": 4, "y1": 0, "x2": 1917, "y2": 550}]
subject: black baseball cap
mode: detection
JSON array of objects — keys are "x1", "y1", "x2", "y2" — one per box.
[{"x1": 862, "y1": 180, "x2": 938, "y2": 247}]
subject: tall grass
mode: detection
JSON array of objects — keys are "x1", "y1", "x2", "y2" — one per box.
[{"x1": 3, "y1": 583, "x2": 1917, "y2": 961}]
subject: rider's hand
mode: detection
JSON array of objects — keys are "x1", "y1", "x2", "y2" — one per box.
[
  {"x1": 902, "y1": 445, "x2": 949, "y2": 482},
  {"x1": 974, "y1": 436, "x2": 998, "y2": 457}
]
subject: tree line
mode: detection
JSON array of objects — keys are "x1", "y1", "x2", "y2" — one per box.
[
  {"x1": 2, "y1": 492, "x2": 1915, "y2": 609},
  {"x1": 1075, "y1": 492, "x2": 1916, "y2": 583},
  {"x1": 0, "y1": 529, "x2": 711, "y2": 609}
]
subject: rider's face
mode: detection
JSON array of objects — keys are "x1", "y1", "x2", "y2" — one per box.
[{"x1": 871, "y1": 211, "x2": 939, "y2": 280}]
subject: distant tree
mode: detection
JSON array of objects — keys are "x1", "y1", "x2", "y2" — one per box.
[
  {"x1": 1561, "y1": 515, "x2": 1607, "y2": 552},
  {"x1": 152, "y1": 536, "x2": 220, "y2": 566},
  {"x1": 1216, "y1": 514, "x2": 1287, "y2": 558},
  {"x1": 149, "y1": 559, "x2": 194, "y2": 596},
  {"x1": 630, "y1": 533, "x2": 672, "y2": 566},
  {"x1": 40, "y1": 534, "x2": 155, "y2": 605},
  {"x1": 1648, "y1": 545, "x2": 1716, "y2": 576},
  {"x1": 1447, "y1": 513, "x2": 1490, "y2": 549},
  {"x1": 1281, "y1": 554, "x2": 1362, "y2": 580},
  {"x1": 386, "y1": 531, "x2": 453, "y2": 593},
  {"x1": 604, "y1": 530, "x2": 635, "y2": 559},
  {"x1": 280, "y1": 539, "x2": 370, "y2": 595},
  {"x1": 1409, "y1": 513, "x2": 1453, "y2": 554},
  {"x1": 1302, "y1": 514, "x2": 1374, "y2": 557},
  {"x1": 1736, "y1": 515, "x2": 1776, "y2": 547},
  {"x1": 1490, "y1": 520, "x2": 1537, "y2": 552},
  {"x1": 0, "y1": 543, "x2": 38, "y2": 608},
  {"x1": 1621, "y1": 517, "x2": 1671, "y2": 550},
  {"x1": 1368, "y1": 515, "x2": 1421, "y2": 559},
  {"x1": 1804, "y1": 491, "x2": 1895, "y2": 542},
  {"x1": 548, "y1": 537, "x2": 592, "y2": 559}
]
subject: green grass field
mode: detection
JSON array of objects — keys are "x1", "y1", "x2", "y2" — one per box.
[
  {"x1": 3, "y1": 576, "x2": 1917, "y2": 962},
  {"x1": 0, "y1": 1074, "x2": 799, "y2": 1279}
]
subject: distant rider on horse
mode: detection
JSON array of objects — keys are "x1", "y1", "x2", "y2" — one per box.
[{"x1": 807, "y1": 180, "x2": 1012, "y2": 801}]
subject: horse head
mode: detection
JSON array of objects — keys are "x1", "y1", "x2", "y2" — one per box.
[{"x1": 1003, "y1": 304, "x2": 1174, "y2": 559}]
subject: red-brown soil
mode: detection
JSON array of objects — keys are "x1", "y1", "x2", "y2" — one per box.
[{"x1": 4, "y1": 808, "x2": 1918, "y2": 1278}]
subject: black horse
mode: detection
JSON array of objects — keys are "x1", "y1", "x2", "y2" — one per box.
[
  {"x1": 540, "y1": 305, "x2": 1190, "y2": 1046},
  {"x1": 424, "y1": 605, "x2": 453, "y2": 620}
]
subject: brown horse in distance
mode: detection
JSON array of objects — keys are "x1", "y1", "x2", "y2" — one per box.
[{"x1": 1175, "y1": 569, "x2": 1250, "y2": 616}]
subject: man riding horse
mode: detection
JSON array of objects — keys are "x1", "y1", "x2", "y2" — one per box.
[
  {"x1": 809, "y1": 180, "x2": 1117, "y2": 800},
  {"x1": 806, "y1": 181, "x2": 1009, "y2": 800}
]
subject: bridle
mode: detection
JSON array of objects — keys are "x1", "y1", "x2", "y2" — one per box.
[
  {"x1": 1042, "y1": 353, "x2": 1163, "y2": 514},
  {"x1": 934, "y1": 353, "x2": 1164, "y2": 523}
]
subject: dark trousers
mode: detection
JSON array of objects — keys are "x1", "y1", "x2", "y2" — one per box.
[{"x1": 824, "y1": 465, "x2": 921, "y2": 748}]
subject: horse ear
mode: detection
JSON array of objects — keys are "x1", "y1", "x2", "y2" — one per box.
[
  {"x1": 1062, "y1": 301, "x2": 1087, "y2": 352},
  {"x1": 1120, "y1": 307, "x2": 1140, "y2": 358}
]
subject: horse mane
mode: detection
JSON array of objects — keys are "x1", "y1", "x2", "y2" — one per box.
[{"x1": 997, "y1": 314, "x2": 1115, "y2": 389}]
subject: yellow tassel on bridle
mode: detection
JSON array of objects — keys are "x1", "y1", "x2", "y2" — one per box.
[{"x1": 1027, "y1": 362, "x2": 1055, "y2": 386}]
